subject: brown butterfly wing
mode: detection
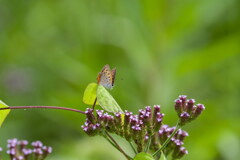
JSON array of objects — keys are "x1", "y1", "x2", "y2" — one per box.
[
  {"x1": 111, "y1": 68, "x2": 116, "y2": 87},
  {"x1": 97, "y1": 64, "x2": 114, "y2": 89},
  {"x1": 97, "y1": 64, "x2": 109, "y2": 83}
]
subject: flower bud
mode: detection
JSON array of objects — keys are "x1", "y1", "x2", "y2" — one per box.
[
  {"x1": 33, "y1": 148, "x2": 43, "y2": 156},
  {"x1": 186, "y1": 99, "x2": 195, "y2": 114},
  {"x1": 81, "y1": 123, "x2": 100, "y2": 136},
  {"x1": 124, "y1": 110, "x2": 132, "y2": 129},
  {"x1": 166, "y1": 126, "x2": 176, "y2": 135},
  {"x1": 172, "y1": 140, "x2": 184, "y2": 158},
  {"x1": 114, "y1": 112, "x2": 124, "y2": 136},
  {"x1": 174, "y1": 99, "x2": 183, "y2": 115},
  {"x1": 4, "y1": 139, "x2": 52, "y2": 159},
  {"x1": 17, "y1": 156, "x2": 24, "y2": 160},
  {"x1": 85, "y1": 108, "x2": 96, "y2": 123},
  {"x1": 114, "y1": 112, "x2": 121, "y2": 125},
  {"x1": 42, "y1": 146, "x2": 52, "y2": 158},
  {"x1": 131, "y1": 124, "x2": 142, "y2": 140},
  {"x1": 102, "y1": 113, "x2": 110, "y2": 127},
  {"x1": 192, "y1": 104, "x2": 205, "y2": 120},
  {"x1": 7, "y1": 148, "x2": 16, "y2": 156},
  {"x1": 22, "y1": 148, "x2": 32, "y2": 156},
  {"x1": 179, "y1": 112, "x2": 190, "y2": 126},
  {"x1": 42, "y1": 146, "x2": 52, "y2": 154},
  {"x1": 130, "y1": 115, "x2": 139, "y2": 126},
  {"x1": 7, "y1": 138, "x2": 18, "y2": 149},
  {"x1": 138, "y1": 107, "x2": 152, "y2": 136},
  {"x1": 158, "y1": 125, "x2": 170, "y2": 143},
  {"x1": 173, "y1": 146, "x2": 188, "y2": 159},
  {"x1": 32, "y1": 141, "x2": 43, "y2": 148},
  {"x1": 179, "y1": 95, "x2": 187, "y2": 103},
  {"x1": 152, "y1": 105, "x2": 161, "y2": 121},
  {"x1": 143, "y1": 111, "x2": 151, "y2": 124},
  {"x1": 154, "y1": 113, "x2": 164, "y2": 132},
  {"x1": 96, "y1": 110, "x2": 104, "y2": 119},
  {"x1": 175, "y1": 129, "x2": 189, "y2": 141},
  {"x1": 81, "y1": 125, "x2": 89, "y2": 132},
  {"x1": 17, "y1": 140, "x2": 28, "y2": 151},
  {"x1": 145, "y1": 106, "x2": 151, "y2": 112},
  {"x1": 154, "y1": 105, "x2": 160, "y2": 112},
  {"x1": 138, "y1": 109, "x2": 145, "y2": 122},
  {"x1": 106, "y1": 116, "x2": 116, "y2": 133},
  {"x1": 144, "y1": 134, "x2": 149, "y2": 143}
]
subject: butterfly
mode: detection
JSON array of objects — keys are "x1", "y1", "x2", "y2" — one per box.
[{"x1": 97, "y1": 64, "x2": 116, "y2": 89}]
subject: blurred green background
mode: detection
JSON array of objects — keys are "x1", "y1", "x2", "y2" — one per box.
[{"x1": 0, "y1": 0, "x2": 240, "y2": 159}]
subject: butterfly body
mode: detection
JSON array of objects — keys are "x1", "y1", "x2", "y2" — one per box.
[{"x1": 97, "y1": 64, "x2": 116, "y2": 89}]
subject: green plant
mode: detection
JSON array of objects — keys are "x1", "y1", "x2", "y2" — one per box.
[{"x1": 0, "y1": 65, "x2": 205, "y2": 160}]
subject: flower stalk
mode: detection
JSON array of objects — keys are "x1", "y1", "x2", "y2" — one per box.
[
  {"x1": 0, "y1": 95, "x2": 205, "y2": 160},
  {"x1": 0, "y1": 106, "x2": 85, "y2": 114},
  {"x1": 105, "y1": 131, "x2": 132, "y2": 160},
  {"x1": 152, "y1": 121, "x2": 180, "y2": 157}
]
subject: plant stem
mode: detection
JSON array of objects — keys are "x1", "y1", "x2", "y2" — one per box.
[
  {"x1": 0, "y1": 106, "x2": 85, "y2": 114},
  {"x1": 152, "y1": 121, "x2": 181, "y2": 157},
  {"x1": 92, "y1": 98, "x2": 97, "y2": 111},
  {"x1": 144, "y1": 135, "x2": 152, "y2": 153},
  {"x1": 129, "y1": 141, "x2": 137, "y2": 155},
  {"x1": 105, "y1": 131, "x2": 132, "y2": 160},
  {"x1": 104, "y1": 135, "x2": 120, "y2": 151}
]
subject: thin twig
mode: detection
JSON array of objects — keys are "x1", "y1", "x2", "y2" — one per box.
[
  {"x1": 92, "y1": 98, "x2": 97, "y2": 111},
  {"x1": 105, "y1": 131, "x2": 132, "y2": 160},
  {"x1": 0, "y1": 106, "x2": 85, "y2": 114},
  {"x1": 144, "y1": 135, "x2": 152, "y2": 153},
  {"x1": 103, "y1": 135, "x2": 120, "y2": 151}
]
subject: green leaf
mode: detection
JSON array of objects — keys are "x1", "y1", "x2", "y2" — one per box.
[
  {"x1": 0, "y1": 100, "x2": 10, "y2": 127},
  {"x1": 83, "y1": 83, "x2": 99, "y2": 105},
  {"x1": 96, "y1": 85, "x2": 123, "y2": 113},
  {"x1": 159, "y1": 152, "x2": 167, "y2": 160},
  {"x1": 133, "y1": 152, "x2": 155, "y2": 160}
]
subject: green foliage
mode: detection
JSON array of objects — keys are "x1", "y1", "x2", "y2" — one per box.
[
  {"x1": 133, "y1": 152, "x2": 167, "y2": 160},
  {"x1": 83, "y1": 83, "x2": 98, "y2": 105},
  {"x1": 83, "y1": 83, "x2": 123, "y2": 113},
  {"x1": 159, "y1": 153, "x2": 167, "y2": 160},
  {"x1": 0, "y1": 100, "x2": 10, "y2": 127},
  {"x1": 133, "y1": 152, "x2": 155, "y2": 160},
  {"x1": 0, "y1": 0, "x2": 239, "y2": 159},
  {"x1": 133, "y1": 152, "x2": 166, "y2": 160},
  {"x1": 96, "y1": 85, "x2": 123, "y2": 113}
]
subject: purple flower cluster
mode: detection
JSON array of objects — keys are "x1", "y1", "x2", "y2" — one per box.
[
  {"x1": 82, "y1": 105, "x2": 164, "y2": 152},
  {"x1": 3, "y1": 138, "x2": 52, "y2": 160},
  {"x1": 81, "y1": 108, "x2": 101, "y2": 136},
  {"x1": 159, "y1": 125, "x2": 189, "y2": 159},
  {"x1": 81, "y1": 95, "x2": 205, "y2": 159},
  {"x1": 175, "y1": 95, "x2": 205, "y2": 126}
]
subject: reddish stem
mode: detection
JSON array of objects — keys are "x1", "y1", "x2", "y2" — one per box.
[
  {"x1": 92, "y1": 98, "x2": 97, "y2": 111},
  {"x1": 0, "y1": 106, "x2": 85, "y2": 114}
]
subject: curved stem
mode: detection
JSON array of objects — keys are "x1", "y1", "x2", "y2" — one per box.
[
  {"x1": 105, "y1": 131, "x2": 132, "y2": 160},
  {"x1": 0, "y1": 106, "x2": 85, "y2": 114},
  {"x1": 103, "y1": 135, "x2": 120, "y2": 151},
  {"x1": 152, "y1": 121, "x2": 181, "y2": 157},
  {"x1": 144, "y1": 135, "x2": 152, "y2": 153}
]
